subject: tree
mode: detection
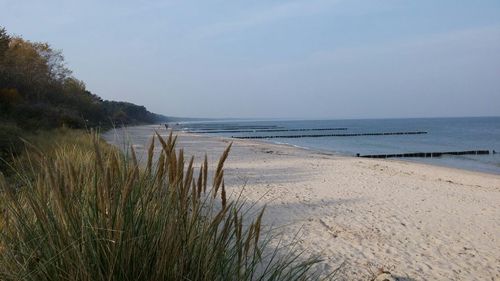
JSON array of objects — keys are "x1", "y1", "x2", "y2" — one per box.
[
  {"x1": 0, "y1": 27, "x2": 11, "y2": 88},
  {"x1": 0, "y1": 27, "x2": 9, "y2": 58},
  {"x1": 35, "y1": 42, "x2": 71, "y2": 83},
  {"x1": 2, "y1": 37, "x2": 51, "y2": 100}
]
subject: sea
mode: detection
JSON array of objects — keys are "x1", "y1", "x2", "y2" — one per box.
[{"x1": 173, "y1": 117, "x2": 500, "y2": 175}]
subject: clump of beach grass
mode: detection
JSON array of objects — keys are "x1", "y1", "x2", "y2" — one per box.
[{"x1": 0, "y1": 130, "x2": 326, "y2": 280}]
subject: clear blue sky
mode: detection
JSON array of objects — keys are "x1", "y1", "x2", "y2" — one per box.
[{"x1": 2, "y1": 0, "x2": 500, "y2": 119}]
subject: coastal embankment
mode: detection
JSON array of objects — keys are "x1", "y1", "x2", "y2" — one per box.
[{"x1": 104, "y1": 125, "x2": 500, "y2": 280}]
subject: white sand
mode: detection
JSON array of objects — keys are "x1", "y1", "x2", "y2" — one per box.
[{"x1": 104, "y1": 125, "x2": 500, "y2": 281}]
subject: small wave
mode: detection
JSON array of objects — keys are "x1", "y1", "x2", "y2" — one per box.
[{"x1": 272, "y1": 140, "x2": 311, "y2": 150}]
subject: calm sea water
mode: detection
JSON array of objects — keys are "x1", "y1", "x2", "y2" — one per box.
[{"x1": 176, "y1": 117, "x2": 500, "y2": 175}]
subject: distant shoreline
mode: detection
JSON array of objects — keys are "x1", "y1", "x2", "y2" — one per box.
[
  {"x1": 108, "y1": 123, "x2": 500, "y2": 176},
  {"x1": 175, "y1": 128, "x2": 500, "y2": 176},
  {"x1": 169, "y1": 116, "x2": 500, "y2": 176}
]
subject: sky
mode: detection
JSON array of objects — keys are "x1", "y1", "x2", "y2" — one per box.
[{"x1": 2, "y1": 0, "x2": 500, "y2": 119}]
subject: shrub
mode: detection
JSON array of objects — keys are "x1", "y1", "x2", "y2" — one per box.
[{"x1": 0, "y1": 122, "x2": 24, "y2": 172}]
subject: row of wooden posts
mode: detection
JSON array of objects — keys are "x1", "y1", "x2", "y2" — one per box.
[
  {"x1": 175, "y1": 124, "x2": 496, "y2": 159},
  {"x1": 232, "y1": 131, "x2": 427, "y2": 139},
  {"x1": 358, "y1": 150, "x2": 493, "y2": 158}
]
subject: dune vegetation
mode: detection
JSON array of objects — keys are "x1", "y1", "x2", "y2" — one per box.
[{"x1": 0, "y1": 129, "x2": 326, "y2": 280}]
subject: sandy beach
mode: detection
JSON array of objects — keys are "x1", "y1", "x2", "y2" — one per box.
[{"x1": 104, "y1": 125, "x2": 500, "y2": 281}]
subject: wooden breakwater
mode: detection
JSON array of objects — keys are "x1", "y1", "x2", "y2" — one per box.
[
  {"x1": 185, "y1": 125, "x2": 280, "y2": 131},
  {"x1": 190, "y1": 127, "x2": 348, "y2": 134},
  {"x1": 232, "y1": 131, "x2": 427, "y2": 139},
  {"x1": 358, "y1": 150, "x2": 491, "y2": 159}
]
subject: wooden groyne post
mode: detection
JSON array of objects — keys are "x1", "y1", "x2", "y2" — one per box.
[
  {"x1": 188, "y1": 127, "x2": 348, "y2": 134},
  {"x1": 358, "y1": 150, "x2": 491, "y2": 159},
  {"x1": 233, "y1": 131, "x2": 428, "y2": 139}
]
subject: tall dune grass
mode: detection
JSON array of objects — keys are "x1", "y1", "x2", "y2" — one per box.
[{"x1": 0, "y1": 130, "x2": 325, "y2": 280}]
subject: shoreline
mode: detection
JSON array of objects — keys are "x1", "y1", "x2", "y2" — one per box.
[
  {"x1": 260, "y1": 141, "x2": 500, "y2": 177},
  {"x1": 187, "y1": 130, "x2": 500, "y2": 178},
  {"x1": 103, "y1": 125, "x2": 500, "y2": 280}
]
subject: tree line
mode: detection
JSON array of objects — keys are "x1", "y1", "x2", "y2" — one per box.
[
  {"x1": 0, "y1": 26, "x2": 167, "y2": 169},
  {"x1": 0, "y1": 26, "x2": 166, "y2": 130}
]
